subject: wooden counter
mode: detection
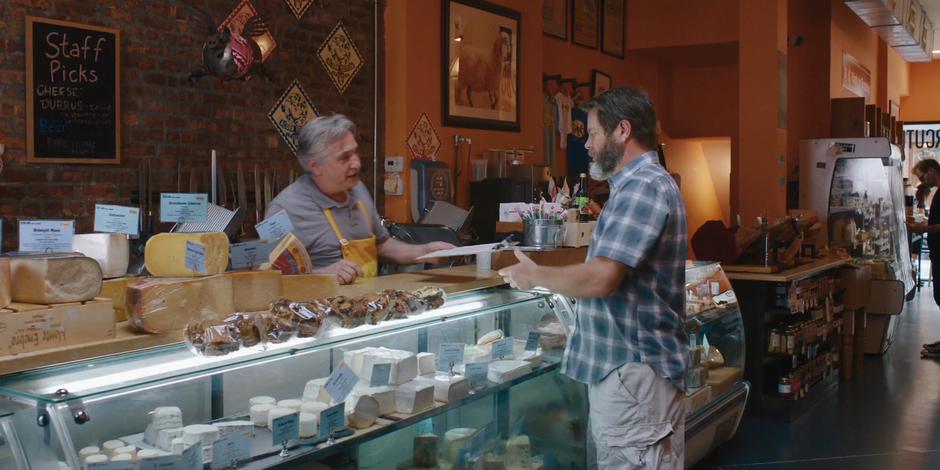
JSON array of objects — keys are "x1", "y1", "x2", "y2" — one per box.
[{"x1": 724, "y1": 257, "x2": 849, "y2": 283}]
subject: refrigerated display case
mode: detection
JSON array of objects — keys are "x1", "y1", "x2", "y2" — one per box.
[{"x1": 800, "y1": 137, "x2": 914, "y2": 353}]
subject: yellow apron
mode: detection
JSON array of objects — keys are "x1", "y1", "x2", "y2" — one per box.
[{"x1": 323, "y1": 201, "x2": 378, "y2": 277}]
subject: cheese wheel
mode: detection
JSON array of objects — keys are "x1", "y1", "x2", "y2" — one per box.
[
  {"x1": 181, "y1": 424, "x2": 220, "y2": 447},
  {"x1": 102, "y1": 440, "x2": 125, "y2": 456},
  {"x1": 0, "y1": 258, "x2": 10, "y2": 309},
  {"x1": 277, "y1": 399, "x2": 304, "y2": 411},
  {"x1": 114, "y1": 446, "x2": 136, "y2": 460},
  {"x1": 250, "y1": 404, "x2": 275, "y2": 427},
  {"x1": 261, "y1": 233, "x2": 312, "y2": 275},
  {"x1": 9, "y1": 254, "x2": 102, "y2": 304},
  {"x1": 136, "y1": 449, "x2": 162, "y2": 460},
  {"x1": 78, "y1": 446, "x2": 101, "y2": 464},
  {"x1": 443, "y1": 428, "x2": 476, "y2": 462},
  {"x1": 228, "y1": 270, "x2": 282, "y2": 312},
  {"x1": 249, "y1": 396, "x2": 277, "y2": 406},
  {"x1": 144, "y1": 232, "x2": 229, "y2": 277},
  {"x1": 110, "y1": 453, "x2": 132, "y2": 462},
  {"x1": 73, "y1": 233, "x2": 129, "y2": 279},
  {"x1": 267, "y1": 407, "x2": 297, "y2": 429},
  {"x1": 345, "y1": 395, "x2": 379, "y2": 429},
  {"x1": 83, "y1": 454, "x2": 108, "y2": 468},
  {"x1": 301, "y1": 401, "x2": 329, "y2": 415},
  {"x1": 127, "y1": 275, "x2": 234, "y2": 333},
  {"x1": 298, "y1": 412, "x2": 318, "y2": 438}
]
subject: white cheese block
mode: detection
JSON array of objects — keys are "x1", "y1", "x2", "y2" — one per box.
[
  {"x1": 417, "y1": 352, "x2": 436, "y2": 376},
  {"x1": 181, "y1": 424, "x2": 220, "y2": 447},
  {"x1": 78, "y1": 447, "x2": 101, "y2": 464},
  {"x1": 228, "y1": 270, "x2": 282, "y2": 312},
  {"x1": 277, "y1": 399, "x2": 304, "y2": 411},
  {"x1": 73, "y1": 233, "x2": 129, "y2": 279},
  {"x1": 144, "y1": 232, "x2": 229, "y2": 277},
  {"x1": 83, "y1": 454, "x2": 109, "y2": 468},
  {"x1": 10, "y1": 254, "x2": 102, "y2": 304},
  {"x1": 102, "y1": 440, "x2": 125, "y2": 457},
  {"x1": 143, "y1": 406, "x2": 183, "y2": 447},
  {"x1": 301, "y1": 401, "x2": 329, "y2": 415},
  {"x1": 110, "y1": 453, "x2": 132, "y2": 462},
  {"x1": 114, "y1": 446, "x2": 136, "y2": 461},
  {"x1": 414, "y1": 433, "x2": 439, "y2": 467},
  {"x1": 250, "y1": 404, "x2": 276, "y2": 426},
  {"x1": 136, "y1": 449, "x2": 163, "y2": 460},
  {"x1": 299, "y1": 412, "x2": 318, "y2": 438},
  {"x1": 487, "y1": 360, "x2": 532, "y2": 384},
  {"x1": 126, "y1": 275, "x2": 234, "y2": 333},
  {"x1": 443, "y1": 428, "x2": 477, "y2": 462},
  {"x1": 346, "y1": 347, "x2": 418, "y2": 385},
  {"x1": 156, "y1": 427, "x2": 184, "y2": 452},
  {"x1": 505, "y1": 435, "x2": 532, "y2": 469},
  {"x1": 464, "y1": 345, "x2": 491, "y2": 365},
  {"x1": 302, "y1": 378, "x2": 332, "y2": 404},
  {"x1": 216, "y1": 421, "x2": 254, "y2": 440},
  {"x1": 415, "y1": 374, "x2": 470, "y2": 403},
  {"x1": 0, "y1": 258, "x2": 11, "y2": 308},
  {"x1": 345, "y1": 394, "x2": 379, "y2": 429},
  {"x1": 170, "y1": 437, "x2": 186, "y2": 455},
  {"x1": 267, "y1": 407, "x2": 297, "y2": 430},
  {"x1": 519, "y1": 350, "x2": 542, "y2": 368},
  {"x1": 249, "y1": 395, "x2": 277, "y2": 406},
  {"x1": 395, "y1": 381, "x2": 435, "y2": 414},
  {"x1": 351, "y1": 385, "x2": 396, "y2": 416}
]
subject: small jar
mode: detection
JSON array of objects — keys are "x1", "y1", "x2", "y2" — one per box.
[
  {"x1": 785, "y1": 327, "x2": 797, "y2": 355},
  {"x1": 769, "y1": 328, "x2": 782, "y2": 353},
  {"x1": 778, "y1": 375, "x2": 793, "y2": 398}
]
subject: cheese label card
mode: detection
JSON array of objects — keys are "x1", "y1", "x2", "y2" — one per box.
[
  {"x1": 466, "y1": 362, "x2": 488, "y2": 387},
  {"x1": 185, "y1": 240, "x2": 207, "y2": 272},
  {"x1": 437, "y1": 342, "x2": 465, "y2": 371},
  {"x1": 525, "y1": 331, "x2": 540, "y2": 351},
  {"x1": 370, "y1": 363, "x2": 392, "y2": 387},
  {"x1": 325, "y1": 365, "x2": 358, "y2": 403},
  {"x1": 180, "y1": 443, "x2": 203, "y2": 470},
  {"x1": 94, "y1": 204, "x2": 140, "y2": 235},
  {"x1": 272, "y1": 412, "x2": 300, "y2": 445},
  {"x1": 137, "y1": 454, "x2": 180, "y2": 470},
  {"x1": 19, "y1": 220, "x2": 74, "y2": 253},
  {"x1": 491, "y1": 338, "x2": 514, "y2": 360},
  {"x1": 230, "y1": 239, "x2": 270, "y2": 269},
  {"x1": 160, "y1": 193, "x2": 208, "y2": 222},
  {"x1": 319, "y1": 403, "x2": 345, "y2": 439},
  {"x1": 211, "y1": 435, "x2": 250, "y2": 470},
  {"x1": 255, "y1": 210, "x2": 295, "y2": 242},
  {"x1": 87, "y1": 462, "x2": 134, "y2": 470}
]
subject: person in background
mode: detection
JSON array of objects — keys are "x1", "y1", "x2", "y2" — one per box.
[
  {"x1": 498, "y1": 87, "x2": 688, "y2": 469},
  {"x1": 267, "y1": 115, "x2": 453, "y2": 284},
  {"x1": 908, "y1": 158, "x2": 940, "y2": 358}
]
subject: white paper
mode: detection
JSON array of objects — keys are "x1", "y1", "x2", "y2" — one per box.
[{"x1": 416, "y1": 243, "x2": 500, "y2": 260}]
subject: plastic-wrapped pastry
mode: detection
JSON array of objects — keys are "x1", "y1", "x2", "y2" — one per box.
[
  {"x1": 269, "y1": 298, "x2": 327, "y2": 337},
  {"x1": 329, "y1": 295, "x2": 369, "y2": 328},
  {"x1": 225, "y1": 313, "x2": 261, "y2": 348},
  {"x1": 360, "y1": 293, "x2": 390, "y2": 325},
  {"x1": 412, "y1": 286, "x2": 446, "y2": 309},
  {"x1": 254, "y1": 312, "x2": 295, "y2": 344},
  {"x1": 202, "y1": 323, "x2": 240, "y2": 356},
  {"x1": 381, "y1": 289, "x2": 425, "y2": 318},
  {"x1": 184, "y1": 321, "x2": 209, "y2": 355}
]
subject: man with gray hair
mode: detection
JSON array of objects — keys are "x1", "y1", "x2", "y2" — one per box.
[{"x1": 268, "y1": 114, "x2": 453, "y2": 284}]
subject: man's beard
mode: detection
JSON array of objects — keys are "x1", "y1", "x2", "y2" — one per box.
[{"x1": 589, "y1": 139, "x2": 623, "y2": 181}]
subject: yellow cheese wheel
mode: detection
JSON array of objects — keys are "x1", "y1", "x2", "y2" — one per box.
[{"x1": 145, "y1": 232, "x2": 229, "y2": 277}]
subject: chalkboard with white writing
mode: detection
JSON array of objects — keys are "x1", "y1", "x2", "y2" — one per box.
[{"x1": 26, "y1": 16, "x2": 120, "y2": 164}]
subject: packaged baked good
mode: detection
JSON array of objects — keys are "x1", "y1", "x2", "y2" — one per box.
[
  {"x1": 203, "y1": 324, "x2": 240, "y2": 356},
  {"x1": 270, "y1": 297, "x2": 330, "y2": 337},
  {"x1": 412, "y1": 286, "x2": 446, "y2": 310},
  {"x1": 329, "y1": 295, "x2": 369, "y2": 328},
  {"x1": 184, "y1": 321, "x2": 209, "y2": 355},
  {"x1": 360, "y1": 293, "x2": 390, "y2": 325},
  {"x1": 226, "y1": 313, "x2": 261, "y2": 348},
  {"x1": 382, "y1": 289, "x2": 424, "y2": 318},
  {"x1": 255, "y1": 312, "x2": 295, "y2": 344}
]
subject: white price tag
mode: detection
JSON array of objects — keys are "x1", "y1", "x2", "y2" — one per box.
[
  {"x1": 437, "y1": 343, "x2": 465, "y2": 371},
  {"x1": 370, "y1": 363, "x2": 392, "y2": 387},
  {"x1": 93, "y1": 204, "x2": 140, "y2": 235},
  {"x1": 185, "y1": 240, "x2": 207, "y2": 273},
  {"x1": 491, "y1": 337, "x2": 514, "y2": 360},
  {"x1": 180, "y1": 443, "x2": 203, "y2": 470},
  {"x1": 272, "y1": 412, "x2": 300, "y2": 445},
  {"x1": 319, "y1": 403, "x2": 345, "y2": 439},
  {"x1": 230, "y1": 239, "x2": 270, "y2": 269},
  {"x1": 466, "y1": 362, "x2": 488, "y2": 387},
  {"x1": 18, "y1": 220, "x2": 74, "y2": 252},
  {"x1": 255, "y1": 210, "x2": 295, "y2": 242},
  {"x1": 160, "y1": 193, "x2": 208, "y2": 222},
  {"x1": 325, "y1": 365, "x2": 359, "y2": 403},
  {"x1": 211, "y1": 435, "x2": 250, "y2": 470},
  {"x1": 136, "y1": 454, "x2": 180, "y2": 470}
]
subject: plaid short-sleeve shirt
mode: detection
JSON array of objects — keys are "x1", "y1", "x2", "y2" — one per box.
[{"x1": 561, "y1": 151, "x2": 689, "y2": 391}]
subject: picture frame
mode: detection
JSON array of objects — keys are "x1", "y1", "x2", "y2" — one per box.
[
  {"x1": 592, "y1": 69, "x2": 611, "y2": 96},
  {"x1": 572, "y1": 0, "x2": 599, "y2": 49},
  {"x1": 442, "y1": 0, "x2": 521, "y2": 131},
  {"x1": 543, "y1": 0, "x2": 568, "y2": 40},
  {"x1": 601, "y1": 0, "x2": 625, "y2": 58}
]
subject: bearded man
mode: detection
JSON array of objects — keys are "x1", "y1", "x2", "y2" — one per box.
[{"x1": 498, "y1": 87, "x2": 689, "y2": 469}]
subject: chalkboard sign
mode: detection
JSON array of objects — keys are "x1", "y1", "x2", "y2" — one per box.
[{"x1": 26, "y1": 17, "x2": 120, "y2": 164}]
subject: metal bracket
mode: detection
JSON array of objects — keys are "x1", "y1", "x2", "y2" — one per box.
[{"x1": 46, "y1": 389, "x2": 91, "y2": 425}]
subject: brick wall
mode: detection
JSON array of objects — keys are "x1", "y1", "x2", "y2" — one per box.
[{"x1": 0, "y1": 0, "x2": 380, "y2": 250}]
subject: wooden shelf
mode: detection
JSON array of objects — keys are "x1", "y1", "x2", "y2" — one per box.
[{"x1": 724, "y1": 258, "x2": 849, "y2": 282}]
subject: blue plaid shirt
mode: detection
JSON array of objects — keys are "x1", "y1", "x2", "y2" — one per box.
[{"x1": 561, "y1": 151, "x2": 689, "y2": 391}]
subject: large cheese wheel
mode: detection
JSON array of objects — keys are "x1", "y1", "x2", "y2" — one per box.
[
  {"x1": 9, "y1": 254, "x2": 102, "y2": 304},
  {"x1": 127, "y1": 275, "x2": 234, "y2": 333},
  {"x1": 280, "y1": 274, "x2": 337, "y2": 301},
  {"x1": 145, "y1": 232, "x2": 229, "y2": 277},
  {"x1": 0, "y1": 258, "x2": 10, "y2": 308},
  {"x1": 261, "y1": 233, "x2": 312, "y2": 275},
  {"x1": 73, "y1": 233, "x2": 129, "y2": 279},
  {"x1": 228, "y1": 270, "x2": 282, "y2": 312}
]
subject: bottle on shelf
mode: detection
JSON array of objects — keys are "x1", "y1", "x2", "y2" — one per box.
[{"x1": 576, "y1": 172, "x2": 590, "y2": 223}]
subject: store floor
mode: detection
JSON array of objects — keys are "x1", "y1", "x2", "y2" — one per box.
[{"x1": 694, "y1": 285, "x2": 940, "y2": 470}]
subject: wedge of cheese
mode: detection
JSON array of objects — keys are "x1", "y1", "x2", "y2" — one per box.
[
  {"x1": 126, "y1": 275, "x2": 234, "y2": 333},
  {"x1": 261, "y1": 233, "x2": 312, "y2": 275},
  {"x1": 9, "y1": 254, "x2": 102, "y2": 304},
  {"x1": 100, "y1": 276, "x2": 137, "y2": 322},
  {"x1": 395, "y1": 381, "x2": 435, "y2": 414},
  {"x1": 145, "y1": 232, "x2": 229, "y2": 277},
  {"x1": 414, "y1": 374, "x2": 470, "y2": 403},
  {"x1": 73, "y1": 233, "x2": 129, "y2": 279},
  {"x1": 228, "y1": 270, "x2": 282, "y2": 312},
  {"x1": 281, "y1": 274, "x2": 337, "y2": 301},
  {"x1": 0, "y1": 258, "x2": 10, "y2": 309}
]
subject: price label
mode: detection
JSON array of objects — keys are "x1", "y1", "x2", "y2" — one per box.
[
  {"x1": 370, "y1": 363, "x2": 392, "y2": 387},
  {"x1": 325, "y1": 365, "x2": 359, "y2": 403},
  {"x1": 491, "y1": 338, "x2": 514, "y2": 360},
  {"x1": 160, "y1": 193, "x2": 208, "y2": 222},
  {"x1": 87, "y1": 462, "x2": 133, "y2": 470},
  {"x1": 230, "y1": 239, "x2": 270, "y2": 269},
  {"x1": 255, "y1": 210, "x2": 295, "y2": 242},
  {"x1": 465, "y1": 362, "x2": 488, "y2": 387},
  {"x1": 180, "y1": 443, "x2": 203, "y2": 470},
  {"x1": 185, "y1": 240, "x2": 207, "y2": 273},
  {"x1": 319, "y1": 403, "x2": 345, "y2": 439},
  {"x1": 18, "y1": 220, "x2": 74, "y2": 252},
  {"x1": 211, "y1": 435, "x2": 250, "y2": 470},
  {"x1": 94, "y1": 204, "x2": 140, "y2": 235},
  {"x1": 437, "y1": 343, "x2": 465, "y2": 371},
  {"x1": 272, "y1": 412, "x2": 300, "y2": 445},
  {"x1": 524, "y1": 331, "x2": 540, "y2": 351},
  {"x1": 137, "y1": 454, "x2": 180, "y2": 470}
]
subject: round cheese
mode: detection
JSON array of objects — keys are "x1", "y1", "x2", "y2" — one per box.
[
  {"x1": 101, "y1": 440, "x2": 125, "y2": 456},
  {"x1": 276, "y1": 399, "x2": 304, "y2": 411},
  {"x1": 250, "y1": 404, "x2": 276, "y2": 426},
  {"x1": 249, "y1": 396, "x2": 276, "y2": 406},
  {"x1": 267, "y1": 407, "x2": 297, "y2": 429},
  {"x1": 299, "y1": 412, "x2": 318, "y2": 438}
]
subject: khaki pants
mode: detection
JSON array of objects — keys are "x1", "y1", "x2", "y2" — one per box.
[{"x1": 588, "y1": 363, "x2": 685, "y2": 469}]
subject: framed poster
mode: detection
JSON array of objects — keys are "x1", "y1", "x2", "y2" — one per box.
[
  {"x1": 26, "y1": 16, "x2": 120, "y2": 164},
  {"x1": 572, "y1": 0, "x2": 598, "y2": 48},
  {"x1": 601, "y1": 0, "x2": 624, "y2": 57},
  {"x1": 442, "y1": 0, "x2": 520, "y2": 131},
  {"x1": 543, "y1": 0, "x2": 568, "y2": 40},
  {"x1": 592, "y1": 69, "x2": 611, "y2": 96}
]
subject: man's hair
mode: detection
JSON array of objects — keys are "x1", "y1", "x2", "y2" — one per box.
[
  {"x1": 581, "y1": 86, "x2": 658, "y2": 150},
  {"x1": 296, "y1": 114, "x2": 357, "y2": 171},
  {"x1": 913, "y1": 158, "x2": 940, "y2": 176}
]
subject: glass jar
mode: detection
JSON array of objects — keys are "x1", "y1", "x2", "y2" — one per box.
[
  {"x1": 778, "y1": 375, "x2": 792, "y2": 398},
  {"x1": 769, "y1": 328, "x2": 782, "y2": 353}
]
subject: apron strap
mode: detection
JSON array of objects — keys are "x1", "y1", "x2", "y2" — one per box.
[
  {"x1": 322, "y1": 207, "x2": 348, "y2": 245},
  {"x1": 357, "y1": 201, "x2": 372, "y2": 231}
]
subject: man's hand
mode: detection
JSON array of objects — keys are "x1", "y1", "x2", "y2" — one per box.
[
  {"x1": 315, "y1": 260, "x2": 364, "y2": 285},
  {"x1": 419, "y1": 241, "x2": 456, "y2": 265},
  {"x1": 497, "y1": 249, "x2": 540, "y2": 290},
  {"x1": 908, "y1": 222, "x2": 930, "y2": 234}
]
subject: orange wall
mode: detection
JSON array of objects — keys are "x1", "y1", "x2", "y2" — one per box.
[
  {"x1": 787, "y1": 0, "x2": 831, "y2": 175},
  {"x1": 901, "y1": 59, "x2": 940, "y2": 122},
  {"x1": 627, "y1": 0, "x2": 739, "y2": 49},
  {"x1": 829, "y1": 0, "x2": 879, "y2": 104},
  {"x1": 664, "y1": 137, "x2": 724, "y2": 246},
  {"x1": 664, "y1": 65, "x2": 738, "y2": 139}
]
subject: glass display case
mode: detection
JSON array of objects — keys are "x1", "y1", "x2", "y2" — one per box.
[{"x1": 0, "y1": 264, "x2": 747, "y2": 469}]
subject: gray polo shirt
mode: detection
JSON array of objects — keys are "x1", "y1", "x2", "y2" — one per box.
[{"x1": 266, "y1": 176, "x2": 389, "y2": 268}]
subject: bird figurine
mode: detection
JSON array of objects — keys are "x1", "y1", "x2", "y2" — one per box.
[{"x1": 189, "y1": 12, "x2": 272, "y2": 82}]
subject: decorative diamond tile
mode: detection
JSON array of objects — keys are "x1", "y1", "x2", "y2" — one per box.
[
  {"x1": 406, "y1": 113, "x2": 441, "y2": 160},
  {"x1": 221, "y1": 0, "x2": 277, "y2": 61},
  {"x1": 284, "y1": 0, "x2": 314, "y2": 20},
  {"x1": 317, "y1": 21, "x2": 364, "y2": 95},
  {"x1": 268, "y1": 80, "x2": 319, "y2": 154}
]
